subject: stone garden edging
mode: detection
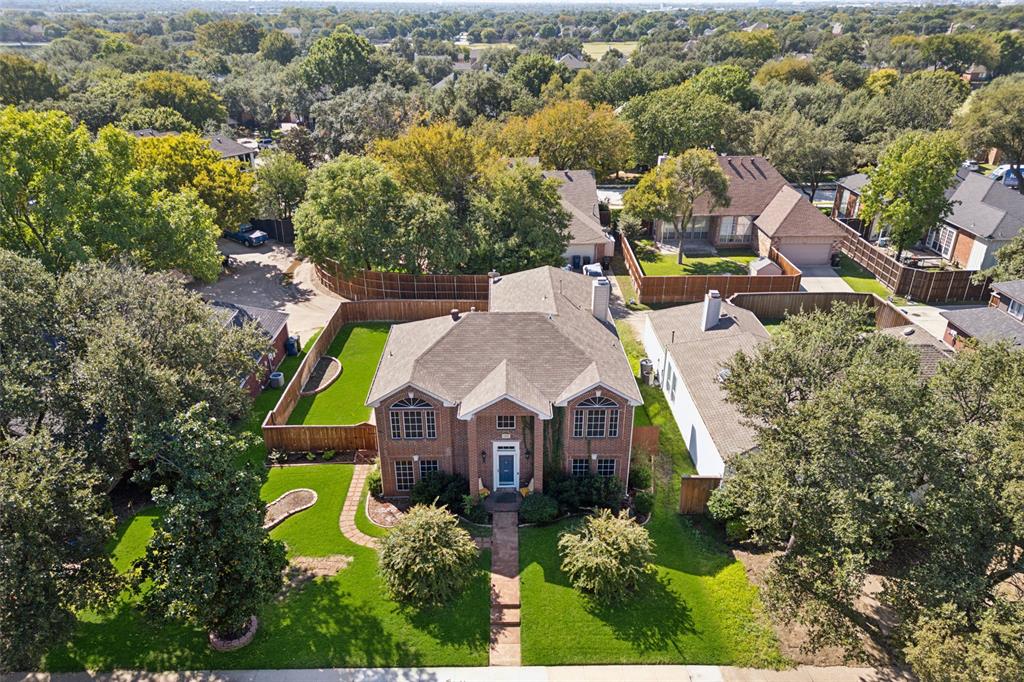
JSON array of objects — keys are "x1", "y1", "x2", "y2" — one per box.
[
  {"x1": 263, "y1": 488, "x2": 317, "y2": 530},
  {"x1": 208, "y1": 616, "x2": 258, "y2": 652}
]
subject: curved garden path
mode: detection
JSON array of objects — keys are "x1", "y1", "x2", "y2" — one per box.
[{"x1": 338, "y1": 464, "x2": 380, "y2": 549}]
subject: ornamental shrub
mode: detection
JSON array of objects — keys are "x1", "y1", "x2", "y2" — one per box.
[
  {"x1": 461, "y1": 494, "x2": 488, "y2": 525},
  {"x1": 519, "y1": 493, "x2": 558, "y2": 524},
  {"x1": 409, "y1": 471, "x2": 468, "y2": 511},
  {"x1": 558, "y1": 509, "x2": 655, "y2": 603},
  {"x1": 633, "y1": 490, "x2": 655, "y2": 516},
  {"x1": 378, "y1": 504, "x2": 478, "y2": 606},
  {"x1": 546, "y1": 473, "x2": 580, "y2": 511},
  {"x1": 577, "y1": 474, "x2": 625, "y2": 511},
  {"x1": 367, "y1": 464, "x2": 382, "y2": 498},
  {"x1": 628, "y1": 465, "x2": 652, "y2": 491}
]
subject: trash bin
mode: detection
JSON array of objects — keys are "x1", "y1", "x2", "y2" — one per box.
[
  {"x1": 639, "y1": 359, "x2": 654, "y2": 385},
  {"x1": 269, "y1": 371, "x2": 285, "y2": 389},
  {"x1": 285, "y1": 334, "x2": 300, "y2": 356}
]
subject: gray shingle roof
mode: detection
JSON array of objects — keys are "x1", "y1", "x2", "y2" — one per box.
[
  {"x1": 366, "y1": 267, "x2": 642, "y2": 413},
  {"x1": 992, "y1": 280, "x2": 1024, "y2": 302},
  {"x1": 941, "y1": 307, "x2": 1024, "y2": 346},
  {"x1": 647, "y1": 302, "x2": 770, "y2": 458},
  {"x1": 206, "y1": 135, "x2": 255, "y2": 160},
  {"x1": 880, "y1": 325, "x2": 952, "y2": 378},
  {"x1": 838, "y1": 173, "x2": 869, "y2": 193},
  {"x1": 754, "y1": 185, "x2": 846, "y2": 239},
  {"x1": 694, "y1": 156, "x2": 789, "y2": 217},
  {"x1": 211, "y1": 301, "x2": 288, "y2": 340},
  {"x1": 542, "y1": 170, "x2": 610, "y2": 247},
  {"x1": 944, "y1": 172, "x2": 1024, "y2": 240}
]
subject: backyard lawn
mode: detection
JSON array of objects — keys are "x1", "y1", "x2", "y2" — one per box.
[
  {"x1": 46, "y1": 464, "x2": 491, "y2": 671},
  {"x1": 288, "y1": 322, "x2": 391, "y2": 426},
  {"x1": 834, "y1": 254, "x2": 908, "y2": 305},
  {"x1": 516, "y1": 324, "x2": 787, "y2": 667},
  {"x1": 633, "y1": 240, "x2": 758, "y2": 277}
]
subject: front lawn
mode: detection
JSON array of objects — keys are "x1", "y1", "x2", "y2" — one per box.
[
  {"x1": 288, "y1": 322, "x2": 391, "y2": 426},
  {"x1": 834, "y1": 254, "x2": 907, "y2": 305},
  {"x1": 633, "y1": 240, "x2": 757, "y2": 276},
  {"x1": 46, "y1": 464, "x2": 491, "y2": 671},
  {"x1": 517, "y1": 323, "x2": 785, "y2": 667}
]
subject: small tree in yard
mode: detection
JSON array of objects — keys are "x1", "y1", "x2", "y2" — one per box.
[
  {"x1": 558, "y1": 509, "x2": 655, "y2": 603},
  {"x1": 134, "y1": 405, "x2": 286, "y2": 643},
  {"x1": 957, "y1": 74, "x2": 1024, "y2": 195},
  {"x1": 859, "y1": 130, "x2": 961, "y2": 262},
  {"x1": 975, "y1": 232, "x2": 1024, "y2": 283},
  {"x1": 623, "y1": 149, "x2": 729, "y2": 265},
  {"x1": 378, "y1": 504, "x2": 478, "y2": 606}
]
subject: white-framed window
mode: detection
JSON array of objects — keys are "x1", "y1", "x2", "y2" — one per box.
[
  {"x1": 496, "y1": 415, "x2": 515, "y2": 430},
  {"x1": 388, "y1": 397, "x2": 436, "y2": 440},
  {"x1": 596, "y1": 458, "x2": 616, "y2": 477},
  {"x1": 573, "y1": 397, "x2": 620, "y2": 439},
  {"x1": 418, "y1": 459, "x2": 439, "y2": 478},
  {"x1": 1009, "y1": 298, "x2": 1024, "y2": 321},
  {"x1": 395, "y1": 461, "x2": 414, "y2": 491},
  {"x1": 684, "y1": 215, "x2": 710, "y2": 240},
  {"x1": 571, "y1": 458, "x2": 590, "y2": 476},
  {"x1": 718, "y1": 216, "x2": 753, "y2": 244},
  {"x1": 927, "y1": 225, "x2": 957, "y2": 259}
]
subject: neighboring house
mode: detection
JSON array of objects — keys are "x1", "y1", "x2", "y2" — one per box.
[
  {"x1": 130, "y1": 129, "x2": 257, "y2": 168},
  {"x1": 641, "y1": 291, "x2": 768, "y2": 476},
  {"x1": 557, "y1": 53, "x2": 589, "y2": 70},
  {"x1": 543, "y1": 169, "x2": 616, "y2": 268},
  {"x1": 834, "y1": 169, "x2": 1024, "y2": 270},
  {"x1": 743, "y1": 21, "x2": 770, "y2": 31},
  {"x1": 941, "y1": 280, "x2": 1024, "y2": 349},
  {"x1": 653, "y1": 156, "x2": 845, "y2": 266},
  {"x1": 211, "y1": 301, "x2": 290, "y2": 396},
  {"x1": 366, "y1": 267, "x2": 642, "y2": 498}
]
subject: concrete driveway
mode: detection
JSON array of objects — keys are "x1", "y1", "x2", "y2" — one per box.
[
  {"x1": 798, "y1": 265, "x2": 854, "y2": 293},
  {"x1": 190, "y1": 239, "x2": 340, "y2": 341}
]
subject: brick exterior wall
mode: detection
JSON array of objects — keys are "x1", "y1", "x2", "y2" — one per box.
[
  {"x1": 943, "y1": 322, "x2": 969, "y2": 350},
  {"x1": 374, "y1": 387, "x2": 634, "y2": 497},
  {"x1": 951, "y1": 229, "x2": 975, "y2": 269},
  {"x1": 243, "y1": 324, "x2": 289, "y2": 397}
]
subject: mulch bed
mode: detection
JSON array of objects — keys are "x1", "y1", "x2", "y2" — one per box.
[
  {"x1": 300, "y1": 356, "x2": 341, "y2": 395},
  {"x1": 367, "y1": 495, "x2": 408, "y2": 528},
  {"x1": 278, "y1": 555, "x2": 353, "y2": 600},
  {"x1": 263, "y1": 488, "x2": 317, "y2": 529}
]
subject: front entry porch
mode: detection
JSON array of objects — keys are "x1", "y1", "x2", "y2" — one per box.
[{"x1": 482, "y1": 490, "x2": 523, "y2": 513}]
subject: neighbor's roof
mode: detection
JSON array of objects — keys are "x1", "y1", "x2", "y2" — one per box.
[
  {"x1": 366, "y1": 267, "x2": 642, "y2": 414},
  {"x1": 211, "y1": 301, "x2": 289, "y2": 340},
  {"x1": 941, "y1": 307, "x2": 1024, "y2": 346},
  {"x1": 647, "y1": 302, "x2": 769, "y2": 457},
  {"x1": 945, "y1": 170, "x2": 1024, "y2": 240},
  {"x1": 693, "y1": 156, "x2": 789, "y2": 217},
  {"x1": 880, "y1": 325, "x2": 952, "y2": 378},
  {"x1": 205, "y1": 135, "x2": 255, "y2": 160},
  {"x1": 557, "y1": 53, "x2": 589, "y2": 70},
  {"x1": 755, "y1": 186, "x2": 846, "y2": 239},
  {"x1": 543, "y1": 170, "x2": 611, "y2": 247},
  {"x1": 837, "y1": 173, "x2": 869, "y2": 193},
  {"x1": 992, "y1": 280, "x2": 1024, "y2": 302}
]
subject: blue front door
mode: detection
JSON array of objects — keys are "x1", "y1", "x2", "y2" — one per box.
[{"x1": 496, "y1": 445, "x2": 517, "y2": 488}]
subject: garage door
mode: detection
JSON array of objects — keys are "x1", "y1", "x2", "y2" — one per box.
[{"x1": 779, "y1": 243, "x2": 833, "y2": 266}]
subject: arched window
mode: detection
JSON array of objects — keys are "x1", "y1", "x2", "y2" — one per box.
[
  {"x1": 572, "y1": 396, "x2": 620, "y2": 438},
  {"x1": 388, "y1": 397, "x2": 436, "y2": 440}
]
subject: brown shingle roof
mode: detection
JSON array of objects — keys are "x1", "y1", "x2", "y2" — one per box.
[
  {"x1": 366, "y1": 267, "x2": 642, "y2": 412},
  {"x1": 755, "y1": 186, "x2": 846, "y2": 239},
  {"x1": 693, "y1": 156, "x2": 789, "y2": 216},
  {"x1": 542, "y1": 170, "x2": 611, "y2": 247}
]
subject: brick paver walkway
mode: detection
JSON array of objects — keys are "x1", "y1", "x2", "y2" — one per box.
[
  {"x1": 338, "y1": 464, "x2": 379, "y2": 550},
  {"x1": 489, "y1": 511, "x2": 521, "y2": 666}
]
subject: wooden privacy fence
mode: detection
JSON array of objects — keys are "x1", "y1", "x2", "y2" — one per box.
[
  {"x1": 315, "y1": 261, "x2": 490, "y2": 301},
  {"x1": 262, "y1": 298, "x2": 487, "y2": 454},
  {"x1": 729, "y1": 291, "x2": 914, "y2": 330},
  {"x1": 631, "y1": 425, "x2": 660, "y2": 456},
  {"x1": 620, "y1": 234, "x2": 802, "y2": 305},
  {"x1": 679, "y1": 475, "x2": 722, "y2": 514},
  {"x1": 835, "y1": 220, "x2": 991, "y2": 303}
]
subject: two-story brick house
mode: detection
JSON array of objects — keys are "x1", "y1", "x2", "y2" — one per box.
[{"x1": 366, "y1": 266, "x2": 643, "y2": 498}]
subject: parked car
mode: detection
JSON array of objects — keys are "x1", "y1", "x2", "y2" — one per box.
[
  {"x1": 989, "y1": 164, "x2": 1021, "y2": 188},
  {"x1": 223, "y1": 223, "x2": 268, "y2": 247},
  {"x1": 258, "y1": 138, "x2": 274, "y2": 149},
  {"x1": 961, "y1": 159, "x2": 980, "y2": 172}
]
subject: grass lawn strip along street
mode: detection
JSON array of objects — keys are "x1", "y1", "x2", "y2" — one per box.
[{"x1": 288, "y1": 322, "x2": 392, "y2": 426}]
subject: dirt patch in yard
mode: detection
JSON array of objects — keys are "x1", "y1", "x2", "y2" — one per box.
[
  {"x1": 300, "y1": 356, "x2": 341, "y2": 395},
  {"x1": 278, "y1": 555, "x2": 353, "y2": 600},
  {"x1": 367, "y1": 495, "x2": 408, "y2": 528},
  {"x1": 733, "y1": 546, "x2": 904, "y2": 668},
  {"x1": 263, "y1": 488, "x2": 317, "y2": 529}
]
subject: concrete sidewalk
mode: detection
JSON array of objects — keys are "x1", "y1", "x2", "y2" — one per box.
[{"x1": 5, "y1": 665, "x2": 914, "y2": 682}]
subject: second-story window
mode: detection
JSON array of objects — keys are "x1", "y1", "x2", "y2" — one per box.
[
  {"x1": 496, "y1": 415, "x2": 515, "y2": 430},
  {"x1": 1009, "y1": 298, "x2": 1024, "y2": 321},
  {"x1": 572, "y1": 396, "x2": 620, "y2": 438},
  {"x1": 389, "y1": 397, "x2": 436, "y2": 440}
]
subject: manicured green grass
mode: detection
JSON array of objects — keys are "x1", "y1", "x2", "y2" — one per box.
[
  {"x1": 834, "y1": 254, "x2": 908, "y2": 306},
  {"x1": 109, "y1": 508, "x2": 161, "y2": 573},
  {"x1": 633, "y1": 240, "x2": 758, "y2": 277},
  {"x1": 46, "y1": 464, "x2": 491, "y2": 671},
  {"x1": 759, "y1": 318, "x2": 785, "y2": 336},
  {"x1": 519, "y1": 443, "x2": 782, "y2": 666},
  {"x1": 288, "y1": 323, "x2": 391, "y2": 426},
  {"x1": 354, "y1": 472, "x2": 390, "y2": 540}
]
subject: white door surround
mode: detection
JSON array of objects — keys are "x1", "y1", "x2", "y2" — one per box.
[{"x1": 493, "y1": 441, "x2": 520, "y2": 490}]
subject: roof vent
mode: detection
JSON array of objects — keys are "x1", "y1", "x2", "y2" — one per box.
[
  {"x1": 903, "y1": 327, "x2": 915, "y2": 336},
  {"x1": 717, "y1": 368, "x2": 732, "y2": 384}
]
